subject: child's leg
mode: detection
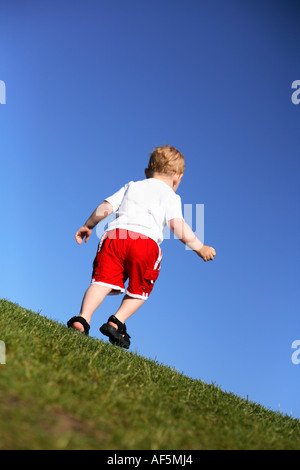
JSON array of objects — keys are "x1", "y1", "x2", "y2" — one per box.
[
  {"x1": 72, "y1": 284, "x2": 112, "y2": 332},
  {"x1": 99, "y1": 295, "x2": 146, "y2": 348},
  {"x1": 109, "y1": 294, "x2": 145, "y2": 329}
]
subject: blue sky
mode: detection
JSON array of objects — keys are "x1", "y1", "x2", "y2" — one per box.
[{"x1": 1, "y1": 0, "x2": 299, "y2": 420}]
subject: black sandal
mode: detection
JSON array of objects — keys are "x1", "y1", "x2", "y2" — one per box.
[
  {"x1": 67, "y1": 316, "x2": 90, "y2": 336},
  {"x1": 99, "y1": 315, "x2": 131, "y2": 349}
]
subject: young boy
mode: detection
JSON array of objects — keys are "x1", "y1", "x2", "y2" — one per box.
[{"x1": 67, "y1": 146, "x2": 216, "y2": 348}]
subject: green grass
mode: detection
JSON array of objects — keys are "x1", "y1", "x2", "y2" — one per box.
[{"x1": 0, "y1": 298, "x2": 299, "y2": 450}]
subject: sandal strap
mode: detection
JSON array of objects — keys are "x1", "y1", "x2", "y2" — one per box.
[
  {"x1": 67, "y1": 316, "x2": 90, "y2": 335},
  {"x1": 107, "y1": 315, "x2": 130, "y2": 338}
]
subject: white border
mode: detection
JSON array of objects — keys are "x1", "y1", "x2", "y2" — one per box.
[
  {"x1": 126, "y1": 290, "x2": 149, "y2": 300},
  {"x1": 91, "y1": 280, "x2": 125, "y2": 295}
]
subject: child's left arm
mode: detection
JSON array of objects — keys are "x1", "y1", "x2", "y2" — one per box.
[
  {"x1": 75, "y1": 200, "x2": 113, "y2": 244},
  {"x1": 169, "y1": 218, "x2": 216, "y2": 262}
]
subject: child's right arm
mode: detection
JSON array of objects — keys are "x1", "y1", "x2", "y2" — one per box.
[
  {"x1": 75, "y1": 201, "x2": 113, "y2": 244},
  {"x1": 168, "y1": 218, "x2": 216, "y2": 262}
]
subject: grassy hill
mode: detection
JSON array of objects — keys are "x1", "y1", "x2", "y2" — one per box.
[{"x1": 0, "y1": 298, "x2": 299, "y2": 450}]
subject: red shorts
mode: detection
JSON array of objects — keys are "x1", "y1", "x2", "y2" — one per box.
[{"x1": 91, "y1": 229, "x2": 162, "y2": 300}]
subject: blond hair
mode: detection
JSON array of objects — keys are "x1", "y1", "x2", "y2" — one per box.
[{"x1": 148, "y1": 146, "x2": 185, "y2": 175}]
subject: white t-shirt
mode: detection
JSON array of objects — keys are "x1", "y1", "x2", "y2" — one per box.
[{"x1": 104, "y1": 178, "x2": 183, "y2": 245}]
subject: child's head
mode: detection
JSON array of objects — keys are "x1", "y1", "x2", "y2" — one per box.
[{"x1": 147, "y1": 145, "x2": 185, "y2": 176}]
